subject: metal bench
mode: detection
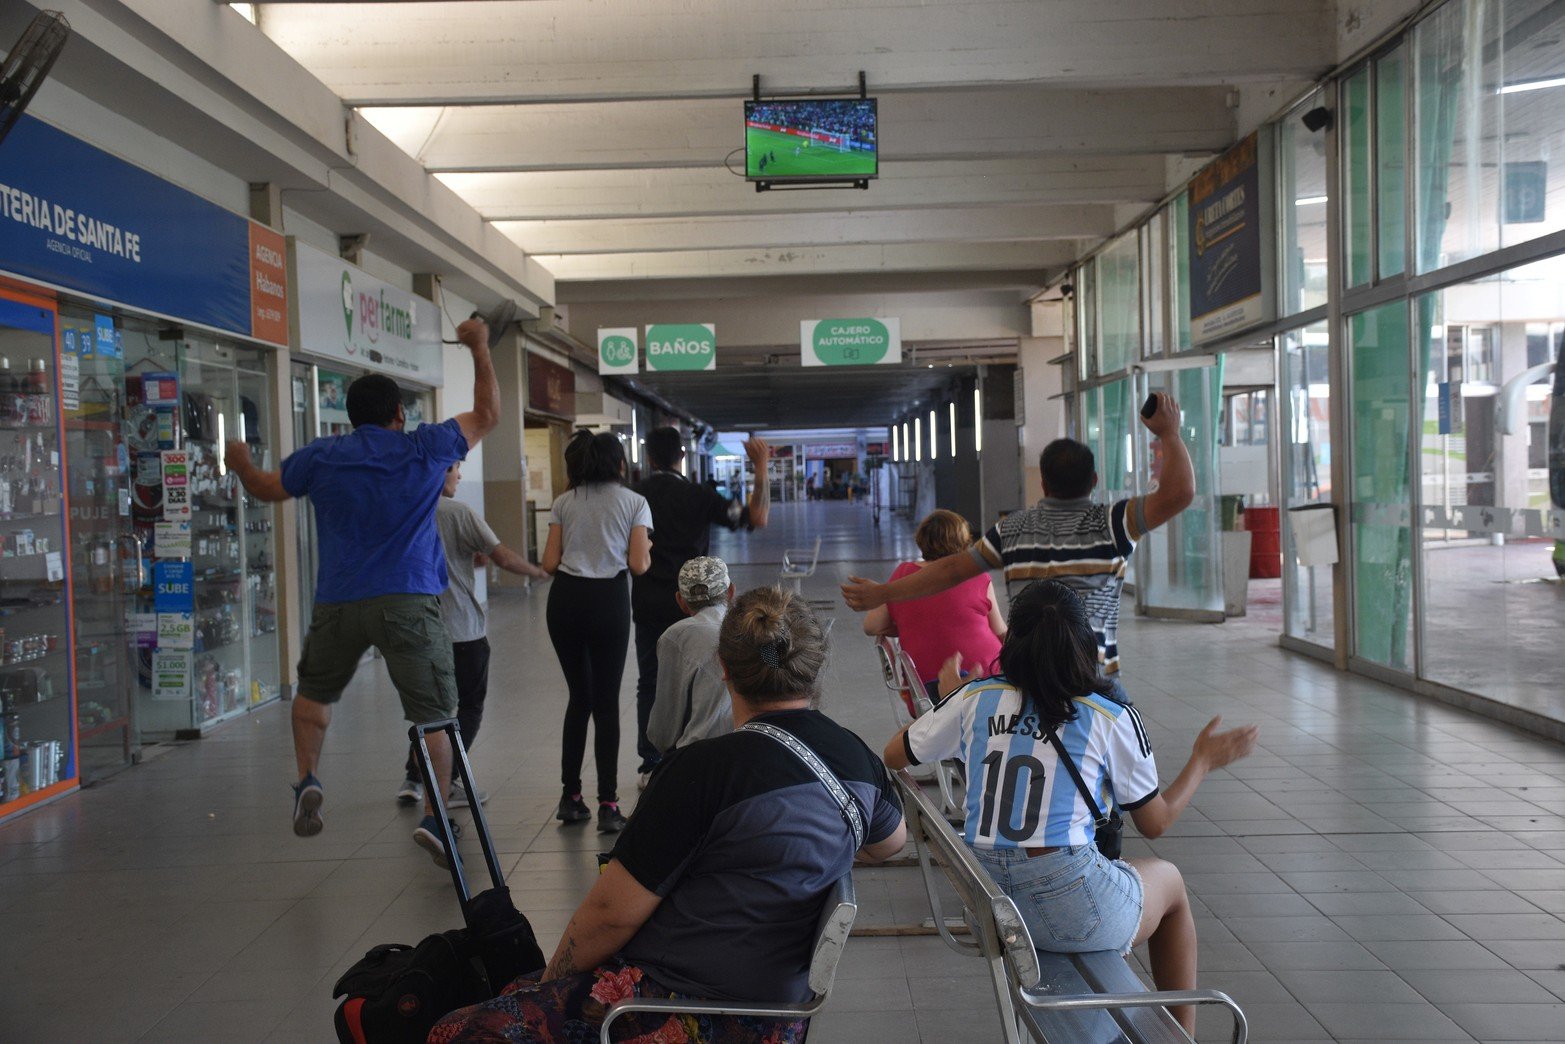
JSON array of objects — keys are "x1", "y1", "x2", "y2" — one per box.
[
  {"x1": 875, "y1": 636, "x2": 966, "y2": 822},
  {"x1": 597, "y1": 873, "x2": 857, "y2": 1042},
  {"x1": 894, "y1": 770, "x2": 1248, "y2": 1044}
]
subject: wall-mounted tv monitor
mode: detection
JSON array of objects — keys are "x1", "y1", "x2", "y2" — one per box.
[{"x1": 744, "y1": 98, "x2": 878, "y2": 181}]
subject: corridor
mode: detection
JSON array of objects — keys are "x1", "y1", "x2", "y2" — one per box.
[{"x1": 0, "y1": 502, "x2": 1562, "y2": 1041}]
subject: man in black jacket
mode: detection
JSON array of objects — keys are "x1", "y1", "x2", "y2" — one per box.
[{"x1": 631, "y1": 428, "x2": 770, "y2": 787}]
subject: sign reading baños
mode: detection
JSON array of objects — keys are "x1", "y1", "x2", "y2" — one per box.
[
  {"x1": 645, "y1": 323, "x2": 716, "y2": 372},
  {"x1": 800, "y1": 317, "x2": 901, "y2": 366}
]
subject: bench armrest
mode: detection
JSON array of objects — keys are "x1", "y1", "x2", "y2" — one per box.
[
  {"x1": 598, "y1": 996, "x2": 826, "y2": 1043},
  {"x1": 1015, "y1": 986, "x2": 1249, "y2": 1044}
]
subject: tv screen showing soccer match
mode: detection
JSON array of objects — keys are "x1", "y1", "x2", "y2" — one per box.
[{"x1": 744, "y1": 99, "x2": 878, "y2": 180}]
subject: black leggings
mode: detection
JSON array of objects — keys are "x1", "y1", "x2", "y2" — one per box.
[{"x1": 546, "y1": 570, "x2": 631, "y2": 803}]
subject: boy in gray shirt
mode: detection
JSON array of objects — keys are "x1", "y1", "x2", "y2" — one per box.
[
  {"x1": 646, "y1": 557, "x2": 736, "y2": 756},
  {"x1": 399, "y1": 461, "x2": 549, "y2": 806}
]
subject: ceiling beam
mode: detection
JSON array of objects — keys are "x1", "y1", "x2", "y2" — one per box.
[
  {"x1": 499, "y1": 206, "x2": 1113, "y2": 255},
  {"x1": 436, "y1": 157, "x2": 1168, "y2": 222},
  {"x1": 361, "y1": 88, "x2": 1232, "y2": 169},
  {"x1": 255, "y1": 0, "x2": 1334, "y2": 106},
  {"x1": 537, "y1": 242, "x2": 1080, "y2": 281}
]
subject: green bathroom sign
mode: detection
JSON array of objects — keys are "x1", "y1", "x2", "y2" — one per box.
[
  {"x1": 645, "y1": 323, "x2": 716, "y2": 371},
  {"x1": 597, "y1": 327, "x2": 639, "y2": 375},
  {"x1": 800, "y1": 317, "x2": 901, "y2": 367}
]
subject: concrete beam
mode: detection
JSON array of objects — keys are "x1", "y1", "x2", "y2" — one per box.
[
  {"x1": 499, "y1": 207, "x2": 1113, "y2": 255},
  {"x1": 558, "y1": 270, "x2": 1054, "y2": 303},
  {"x1": 537, "y1": 242, "x2": 1081, "y2": 281},
  {"x1": 364, "y1": 89, "x2": 1232, "y2": 172},
  {"x1": 435, "y1": 157, "x2": 1168, "y2": 222},
  {"x1": 255, "y1": 0, "x2": 1334, "y2": 105}
]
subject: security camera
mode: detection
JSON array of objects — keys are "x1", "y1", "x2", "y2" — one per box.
[
  {"x1": 1301, "y1": 106, "x2": 1332, "y2": 133},
  {"x1": 1059, "y1": 283, "x2": 1075, "y2": 299}
]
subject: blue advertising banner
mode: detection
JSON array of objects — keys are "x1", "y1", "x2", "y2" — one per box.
[
  {"x1": 0, "y1": 114, "x2": 257, "y2": 339},
  {"x1": 153, "y1": 561, "x2": 194, "y2": 613},
  {"x1": 1188, "y1": 131, "x2": 1268, "y2": 345}
]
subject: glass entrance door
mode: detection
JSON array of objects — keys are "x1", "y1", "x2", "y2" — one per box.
[{"x1": 1131, "y1": 356, "x2": 1225, "y2": 620}]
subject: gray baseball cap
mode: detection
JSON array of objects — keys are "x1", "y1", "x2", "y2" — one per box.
[{"x1": 678, "y1": 556, "x2": 730, "y2": 604}]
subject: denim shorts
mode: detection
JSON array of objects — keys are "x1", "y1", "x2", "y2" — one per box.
[{"x1": 972, "y1": 844, "x2": 1144, "y2": 956}]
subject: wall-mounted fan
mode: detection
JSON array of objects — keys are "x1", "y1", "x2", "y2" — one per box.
[{"x1": 0, "y1": 11, "x2": 70, "y2": 149}]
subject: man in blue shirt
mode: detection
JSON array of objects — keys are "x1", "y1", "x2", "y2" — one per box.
[{"x1": 225, "y1": 317, "x2": 499, "y2": 868}]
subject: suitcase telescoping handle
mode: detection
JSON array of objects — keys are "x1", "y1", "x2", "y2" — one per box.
[{"x1": 409, "y1": 719, "x2": 507, "y2": 906}]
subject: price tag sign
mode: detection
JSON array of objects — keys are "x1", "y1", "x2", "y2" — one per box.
[
  {"x1": 152, "y1": 651, "x2": 191, "y2": 700},
  {"x1": 154, "y1": 521, "x2": 192, "y2": 558},
  {"x1": 161, "y1": 449, "x2": 191, "y2": 521},
  {"x1": 157, "y1": 612, "x2": 194, "y2": 649}
]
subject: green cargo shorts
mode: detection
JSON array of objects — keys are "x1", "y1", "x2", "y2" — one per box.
[{"x1": 295, "y1": 593, "x2": 458, "y2": 724}]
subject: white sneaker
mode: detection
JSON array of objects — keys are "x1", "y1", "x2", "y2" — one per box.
[
  {"x1": 637, "y1": 771, "x2": 652, "y2": 791},
  {"x1": 447, "y1": 778, "x2": 487, "y2": 809},
  {"x1": 396, "y1": 775, "x2": 423, "y2": 806}
]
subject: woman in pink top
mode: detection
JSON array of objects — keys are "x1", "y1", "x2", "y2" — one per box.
[{"x1": 864, "y1": 510, "x2": 1006, "y2": 700}]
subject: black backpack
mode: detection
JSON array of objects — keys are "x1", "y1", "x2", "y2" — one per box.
[{"x1": 332, "y1": 721, "x2": 546, "y2": 1043}]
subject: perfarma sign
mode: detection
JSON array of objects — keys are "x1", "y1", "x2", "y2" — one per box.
[{"x1": 289, "y1": 239, "x2": 443, "y2": 386}]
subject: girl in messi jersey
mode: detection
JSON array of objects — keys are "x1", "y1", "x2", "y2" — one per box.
[{"x1": 883, "y1": 580, "x2": 1258, "y2": 1035}]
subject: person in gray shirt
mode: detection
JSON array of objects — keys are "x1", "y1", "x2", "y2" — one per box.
[
  {"x1": 398, "y1": 460, "x2": 549, "y2": 808},
  {"x1": 646, "y1": 557, "x2": 736, "y2": 756}
]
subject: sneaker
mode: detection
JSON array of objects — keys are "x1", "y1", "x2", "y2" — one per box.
[
  {"x1": 292, "y1": 774, "x2": 324, "y2": 837},
  {"x1": 597, "y1": 802, "x2": 627, "y2": 834},
  {"x1": 447, "y1": 778, "x2": 487, "y2": 809},
  {"x1": 396, "y1": 775, "x2": 423, "y2": 806},
  {"x1": 556, "y1": 793, "x2": 591, "y2": 824},
  {"x1": 637, "y1": 771, "x2": 652, "y2": 792},
  {"x1": 413, "y1": 815, "x2": 463, "y2": 869}
]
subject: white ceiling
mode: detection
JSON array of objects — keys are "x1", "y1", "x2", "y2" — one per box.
[{"x1": 246, "y1": 0, "x2": 1336, "y2": 297}]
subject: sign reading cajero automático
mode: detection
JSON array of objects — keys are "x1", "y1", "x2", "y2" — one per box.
[
  {"x1": 597, "y1": 327, "x2": 639, "y2": 375},
  {"x1": 800, "y1": 317, "x2": 901, "y2": 366},
  {"x1": 645, "y1": 323, "x2": 716, "y2": 372}
]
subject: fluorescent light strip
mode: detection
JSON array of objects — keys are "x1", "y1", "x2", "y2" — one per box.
[
  {"x1": 1499, "y1": 76, "x2": 1565, "y2": 95},
  {"x1": 974, "y1": 386, "x2": 983, "y2": 453},
  {"x1": 929, "y1": 410, "x2": 937, "y2": 462},
  {"x1": 1294, "y1": 195, "x2": 1327, "y2": 206},
  {"x1": 891, "y1": 424, "x2": 899, "y2": 462},
  {"x1": 948, "y1": 402, "x2": 957, "y2": 458},
  {"x1": 914, "y1": 418, "x2": 922, "y2": 462}
]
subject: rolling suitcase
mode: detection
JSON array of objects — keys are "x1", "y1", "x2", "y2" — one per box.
[{"x1": 332, "y1": 719, "x2": 545, "y2": 1044}]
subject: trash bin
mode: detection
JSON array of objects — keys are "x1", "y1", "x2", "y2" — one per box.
[{"x1": 1244, "y1": 506, "x2": 1282, "y2": 579}]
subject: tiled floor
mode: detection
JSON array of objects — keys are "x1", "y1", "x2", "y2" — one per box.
[{"x1": 1, "y1": 500, "x2": 1563, "y2": 1042}]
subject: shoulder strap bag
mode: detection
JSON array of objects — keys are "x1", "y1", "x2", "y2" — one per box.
[
  {"x1": 1045, "y1": 730, "x2": 1124, "y2": 861},
  {"x1": 740, "y1": 721, "x2": 865, "y2": 849}
]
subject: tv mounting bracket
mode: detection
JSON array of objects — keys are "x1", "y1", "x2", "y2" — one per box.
[{"x1": 749, "y1": 72, "x2": 871, "y2": 192}]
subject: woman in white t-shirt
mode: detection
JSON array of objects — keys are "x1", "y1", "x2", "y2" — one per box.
[
  {"x1": 883, "y1": 580, "x2": 1257, "y2": 1035},
  {"x1": 542, "y1": 431, "x2": 653, "y2": 833}
]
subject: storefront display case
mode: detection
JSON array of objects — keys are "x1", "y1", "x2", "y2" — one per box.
[{"x1": 0, "y1": 289, "x2": 78, "y2": 817}]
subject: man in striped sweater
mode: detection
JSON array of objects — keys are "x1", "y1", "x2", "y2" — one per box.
[{"x1": 842, "y1": 392, "x2": 1194, "y2": 682}]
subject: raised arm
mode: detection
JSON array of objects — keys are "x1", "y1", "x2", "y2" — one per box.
[
  {"x1": 743, "y1": 435, "x2": 772, "y2": 529},
  {"x1": 487, "y1": 542, "x2": 549, "y2": 581},
  {"x1": 1128, "y1": 716, "x2": 1258, "y2": 839},
  {"x1": 842, "y1": 549, "x2": 983, "y2": 612},
  {"x1": 1135, "y1": 391, "x2": 1195, "y2": 533},
  {"x1": 452, "y1": 317, "x2": 500, "y2": 449},
  {"x1": 224, "y1": 442, "x2": 291, "y2": 503}
]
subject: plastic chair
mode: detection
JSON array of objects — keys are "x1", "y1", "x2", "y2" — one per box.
[{"x1": 597, "y1": 873, "x2": 858, "y2": 1042}]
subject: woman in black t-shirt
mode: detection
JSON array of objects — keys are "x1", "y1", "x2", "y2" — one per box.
[{"x1": 431, "y1": 588, "x2": 906, "y2": 1043}]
